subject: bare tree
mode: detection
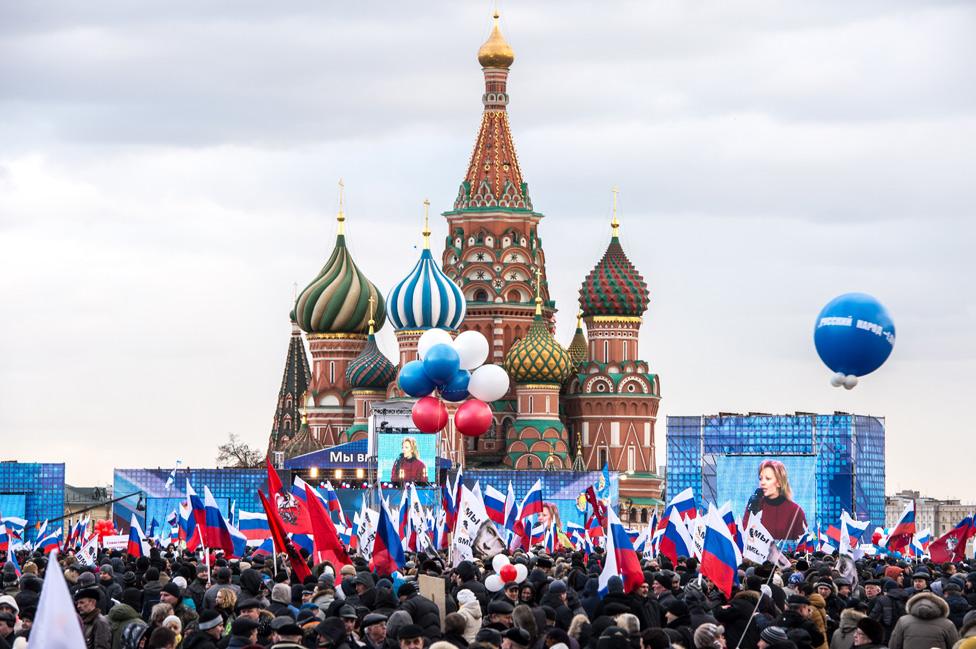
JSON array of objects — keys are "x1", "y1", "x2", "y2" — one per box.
[{"x1": 216, "y1": 433, "x2": 264, "y2": 468}]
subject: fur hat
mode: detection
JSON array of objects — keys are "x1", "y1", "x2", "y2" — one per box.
[{"x1": 693, "y1": 623, "x2": 724, "y2": 649}]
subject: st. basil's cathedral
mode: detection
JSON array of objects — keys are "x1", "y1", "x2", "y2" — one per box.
[{"x1": 266, "y1": 13, "x2": 664, "y2": 510}]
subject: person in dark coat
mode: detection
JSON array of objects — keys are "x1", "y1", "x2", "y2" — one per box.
[
  {"x1": 580, "y1": 579, "x2": 600, "y2": 621},
  {"x1": 443, "y1": 613, "x2": 470, "y2": 649},
  {"x1": 397, "y1": 582, "x2": 442, "y2": 640},
  {"x1": 593, "y1": 577, "x2": 633, "y2": 621},
  {"x1": 715, "y1": 591, "x2": 767, "y2": 649},
  {"x1": 776, "y1": 596, "x2": 826, "y2": 649},
  {"x1": 183, "y1": 611, "x2": 224, "y2": 649},
  {"x1": 942, "y1": 584, "x2": 969, "y2": 629},
  {"x1": 633, "y1": 581, "x2": 663, "y2": 631},
  {"x1": 540, "y1": 581, "x2": 574, "y2": 631},
  {"x1": 452, "y1": 562, "x2": 490, "y2": 614},
  {"x1": 662, "y1": 599, "x2": 694, "y2": 649}
]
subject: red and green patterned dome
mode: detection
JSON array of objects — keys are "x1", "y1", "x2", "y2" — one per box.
[
  {"x1": 504, "y1": 301, "x2": 573, "y2": 385},
  {"x1": 567, "y1": 312, "x2": 588, "y2": 369},
  {"x1": 579, "y1": 233, "x2": 649, "y2": 318}
]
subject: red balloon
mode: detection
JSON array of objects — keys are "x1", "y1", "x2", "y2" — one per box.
[
  {"x1": 455, "y1": 399, "x2": 493, "y2": 437},
  {"x1": 500, "y1": 564, "x2": 517, "y2": 582},
  {"x1": 412, "y1": 396, "x2": 448, "y2": 433}
]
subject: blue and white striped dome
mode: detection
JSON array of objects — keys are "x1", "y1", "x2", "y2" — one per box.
[{"x1": 388, "y1": 248, "x2": 467, "y2": 330}]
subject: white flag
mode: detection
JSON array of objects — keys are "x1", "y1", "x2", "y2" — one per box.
[
  {"x1": 31, "y1": 550, "x2": 87, "y2": 649},
  {"x1": 742, "y1": 512, "x2": 774, "y2": 564}
]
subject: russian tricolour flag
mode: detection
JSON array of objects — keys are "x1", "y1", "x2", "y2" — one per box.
[
  {"x1": 658, "y1": 508, "x2": 694, "y2": 565},
  {"x1": 598, "y1": 508, "x2": 644, "y2": 595},
  {"x1": 484, "y1": 485, "x2": 506, "y2": 525},
  {"x1": 370, "y1": 497, "x2": 405, "y2": 577},
  {"x1": 667, "y1": 488, "x2": 698, "y2": 520},
  {"x1": 520, "y1": 479, "x2": 544, "y2": 519},
  {"x1": 886, "y1": 501, "x2": 916, "y2": 553},
  {"x1": 700, "y1": 507, "x2": 741, "y2": 598},
  {"x1": 127, "y1": 514, "x2": 146, "y2": 558},
  {"x1": 237, "y1": 510, "x2": 272, "y2": 541}
]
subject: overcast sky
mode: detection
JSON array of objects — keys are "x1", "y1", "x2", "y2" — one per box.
[{"x1": 1, "y1": 1, "x2": 974, "y2": 500}]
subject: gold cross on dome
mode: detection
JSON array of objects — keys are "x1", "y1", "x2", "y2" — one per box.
[
  {"x1": 337, "y1": 178, "x2": 346, "y2": 234},
  {"x1": 611, "y1": 186, "x2": 620, "y2": 237},
  {"x1": 368, "y1": 294, "x2": 376, "y2": 335},
  {"x1": 422, "y1": 199, "x2": 431, "y2": 249}
]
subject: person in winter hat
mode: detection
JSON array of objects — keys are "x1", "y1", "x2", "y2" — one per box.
[{"x1": 456, "y1": 590, "x2": 482, "y2": 644}]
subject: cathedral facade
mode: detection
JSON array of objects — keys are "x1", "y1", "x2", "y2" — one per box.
[{"x1": 268, "y1": 13, "x2": 663, "y2": 513}]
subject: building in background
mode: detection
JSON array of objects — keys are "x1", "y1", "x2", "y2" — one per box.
[
  {"x1": 667, "y1": 413, "x2": 886, "y2": 534},
  {"x1": 265, "y1": 12, "x2": 664, "y2": 508},
  {"x1": 64, "y1": 484, "x2": 113, "y2": 521},
  {"x1": 885, "y1": 490, "x2": 975, "y2": 537}
]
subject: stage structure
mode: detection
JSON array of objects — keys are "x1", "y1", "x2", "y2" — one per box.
[{"x1": 666, "y1": 412, "x2": 885, "y2": 536}]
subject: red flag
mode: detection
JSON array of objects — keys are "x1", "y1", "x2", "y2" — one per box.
[
  {"x1": 304, "y1": 484, "x2": 351, "y2": 569},
  {"x1": 929, "y1": 516, "x2": 974, "y2": 563},
  {"x1": 585, "y1": 486, "x2": 607, "y2": 527},
  {"x1": 266, "y1": 457, "x2": 283, "y2": 498},
  {"x1": 258, "y1": 489, "x2": 311, "y2": 583}
]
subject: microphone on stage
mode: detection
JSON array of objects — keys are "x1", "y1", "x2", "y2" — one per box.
[{"x1": 747, "y1": 488, "x2": 764, "y2": 515}]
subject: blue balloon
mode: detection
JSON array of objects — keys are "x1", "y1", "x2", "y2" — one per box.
[
  {"x1": 398, "y1": 360, "x2": 436, "y2": 397},
  {"x1": 814, "y1": 293, "x2": 895, "y2": 377},
  {"x1": 440, "y1": 369, "x2": 471, "y2": 403},
  {"x1": 423, "y1": 343, "x2": 461, "y2": 384}
]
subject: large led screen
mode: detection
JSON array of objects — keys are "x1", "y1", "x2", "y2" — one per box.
[
  {"x1": 715, "y1": 455, "x2": 816, "y2": 540},
  {"x1": 378, "y1": 433, "x2": 437, "y2": 485}
]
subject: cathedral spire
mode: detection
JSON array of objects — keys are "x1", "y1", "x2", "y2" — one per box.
[
  {"x1": 268, "y1": 310, "x2": 312, "y2": 455},
  {"x1": 450, "y1": 9, "x2": 532, "y2": 212}
]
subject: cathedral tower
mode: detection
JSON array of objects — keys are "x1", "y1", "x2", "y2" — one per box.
[
  {"x1": 267, "y1": 311, "x2": 312, "y2": 457},
  {"x1": 294, "y1": 183, "x2": 387, "y2": 448},
  {"x1": 442, "y1": 12, "x2": 556, "y2": 462},
  {"x1": 564, "y1": 195, "x2": 663, "y2": 515}
]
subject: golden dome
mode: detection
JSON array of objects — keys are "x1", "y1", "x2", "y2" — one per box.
[{"x1": 478, "y1": 11, "x2": 515, "y2": 69}]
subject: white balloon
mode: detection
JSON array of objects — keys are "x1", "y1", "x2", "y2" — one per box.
[
  {"x1": 830, "y1": 372, "x2": 845, "y2": 387},
  {"x1": 843, "y1": 374, "x2": 858, "y2": 390},
  {"x1": 468, "y1": 364, "x2": 510, "y2": 402},
  {"x1": 491, "y1": 554, "x2": 510, "y2": 573},
  {"x1": 513, "y1": 564, "x2": 528, "y2": 583},
  {"x1": 453, "y1": 330, "x2": 490, "y2": 370},
  {"x1": 485, "y1": 574, "x2": 504, "y2": 592},
  {"x1": 417, "y1": 328, "x2": 454, "y2": 360}
]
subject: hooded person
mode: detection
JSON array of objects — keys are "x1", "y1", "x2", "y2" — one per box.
[
  {"x1": 832, "y1": 610, "x2": 867, "y2": 649},
  {"x1": 805, "y1": 592, "x2": 830, "y2": 649},
  {"x1": 238, "y1": 569, "x2": 267, "y2": 605},
  {"x1": 108, "y1": 602, "x2": 147, "y2": 649},
  {"x1": 714, "y1": 590, "x2": 768, "y2": 649},
  {"x1": 456, "y1": 590, "x2": 483, "y2": 644},
  {"x1": 889, "y1": 592, "x2": 959, "y2": 649},
  {"x1": 777, "y1": 596, "x2": 826, "y2": 649}
]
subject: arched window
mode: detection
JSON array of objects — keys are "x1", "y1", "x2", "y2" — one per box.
[
  {"x1": 474, "y1": 289, "x2": 489, "y2": 302},
  {"x1": 329, "y1": 361, "x2": 335, "y2": 384},
  {"x1": 603, "y1": 340, "x2": 609, "y2": 362},
  {"x1": 641, "y1": 508, "x2": 648, "y2": 524}
]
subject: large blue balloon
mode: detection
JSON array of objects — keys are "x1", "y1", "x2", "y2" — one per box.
[
  {"x1": 398, "y1": 360, "x2": 436, "y2": 397},
  {"x1": 814, "y1": 293, "x2": 895, "y2": 377},
  {"x1": 423, "y1": 343, "x2": 461, "y2": 384},
  {"x1": 440, "y1": 369, "x2": 471, "y2": 403}
]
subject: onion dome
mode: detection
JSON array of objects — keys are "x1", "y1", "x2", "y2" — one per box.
[
  {"x1": 346, "y1": 304, "x2": 397, "y2": 390},
  {"x1": 295, "y1": 184, "x2": 387, "y2": 334},
  {"x1": 478, "y1": 11, "x2": 515, "y2": 69},
  {"x1": 505, "y1": 293, "x2": 573, "y2": 385},
  {"x1": 567, "y1": 311, "x2": 588, "y2": 368},
  {"x1": 388, "y1": 200, "x2": 466, "y2": 331},
  {"x1": 579, "y1": 198, "x2": 649, "y2": 318},
  {"x1": 283, "y1": 412, "x2": 318, "y2": 460}
]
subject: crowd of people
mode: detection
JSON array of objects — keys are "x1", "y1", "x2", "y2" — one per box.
[{"x1": 1, "y1": 545, "x2": 975, "y2": 649}]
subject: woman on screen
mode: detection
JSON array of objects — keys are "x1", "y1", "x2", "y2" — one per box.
[
  {"x1": 391, "y1": 437, "x2": 428, "y2": 484},
  {"x1": 742, "y1": 459, "x2": 807, "y2": 540}
]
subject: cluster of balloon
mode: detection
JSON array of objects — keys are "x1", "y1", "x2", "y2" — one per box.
[
  {"x1": 93, "y1": 519, "x2": 116, "y2": 540},
  {"x1": 398, "y1": 328, "x2": 510, "y2": 436},
  {"x1": 485, "y1": 554, "x2": 529, "y2": 591},
  {"x1": 814, "y1": 293, "x2": 895, "y2": 390}
]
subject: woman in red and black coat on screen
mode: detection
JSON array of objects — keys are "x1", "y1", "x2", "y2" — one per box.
[{"x1": 742, "y1": 459, "x2": 807, "y2": 540}]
